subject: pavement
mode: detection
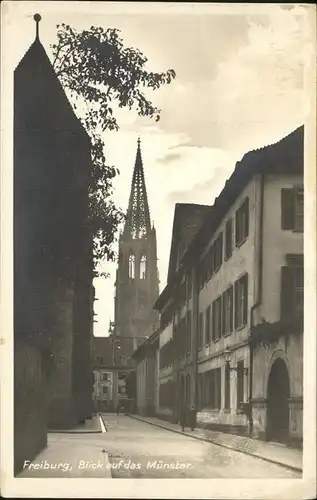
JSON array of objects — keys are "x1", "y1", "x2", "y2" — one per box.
[
  {"x1": 18, "y1": 414, "x2": 112, "y2": 478},
  {"x1": 17, "y1": 413, "x2": 302, "y2": 479},
  {"x1": 99, "y1": 414, "x2": 301, "y2": 478},
  {"x1": 129, "y1": 413, "x2": 303, "y2": 473}
]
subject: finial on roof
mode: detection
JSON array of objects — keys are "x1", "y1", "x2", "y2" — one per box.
[
  {"x1": 137, "y1": 137, "x2": 141, "y2": 147},
  {"x1": 34, "y1": 13, "x2": 42, "y2": 40}
]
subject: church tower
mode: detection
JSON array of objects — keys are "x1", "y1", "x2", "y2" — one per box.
[{"x1": 114, "y1": 138, "x2": 159, "y2": 359}]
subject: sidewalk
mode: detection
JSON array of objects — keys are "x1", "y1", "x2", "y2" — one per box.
[
  {"x1": 129, "y1": 414, "x2": 303, "y2": 473},
  {"x1": 18, "y1": 415, "x2": 112, "y2": 478}
]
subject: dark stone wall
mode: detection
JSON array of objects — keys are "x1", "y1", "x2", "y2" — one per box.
[
  {"x1": 14, "y1": 340, "x2": 47, "y2": 475},
  {"x1": 14, "y1": 39, "x2": 93, "y2": 440}
]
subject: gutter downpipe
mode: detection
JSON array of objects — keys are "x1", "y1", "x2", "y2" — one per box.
[{"x1": 249, "y1": 173, "x2": 264, "y2": 437}]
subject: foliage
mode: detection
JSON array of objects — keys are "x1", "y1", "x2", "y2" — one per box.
[{"x1": 51, "y1": 24, "x2": 176, "y2": 274}]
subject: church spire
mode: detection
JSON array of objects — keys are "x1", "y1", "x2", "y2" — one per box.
[{"x1": 124, "y1": 138, "x2": 151, "y2": 239}]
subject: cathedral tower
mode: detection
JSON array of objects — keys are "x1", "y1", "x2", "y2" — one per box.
[{"x1": 114, "y1": 139, "x2": 159, "y2": 359}]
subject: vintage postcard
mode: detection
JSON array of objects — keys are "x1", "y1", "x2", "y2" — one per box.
[{"x1": 1, "y1": 1, "x2": 316, "y2": 498}]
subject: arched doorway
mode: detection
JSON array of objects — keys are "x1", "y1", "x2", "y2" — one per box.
[{"x1": 266, "y1": 358, "x2": 290, "y2": 443}]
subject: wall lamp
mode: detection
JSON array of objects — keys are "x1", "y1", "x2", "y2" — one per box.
[{"x1": 224, "y1": 346, "x2": 248, "y2": 375}]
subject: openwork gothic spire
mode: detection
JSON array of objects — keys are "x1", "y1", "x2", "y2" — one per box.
[{"x1": 124, "y1": 138, "x2": 151, "y2": 239}]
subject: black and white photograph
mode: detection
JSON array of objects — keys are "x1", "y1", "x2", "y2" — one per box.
[{"x1": 0, "y1": 1, "x2": 316, "y2": 498}]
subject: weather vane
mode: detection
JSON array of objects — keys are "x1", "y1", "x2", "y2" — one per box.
[{"x1": 34, "y1": 13, "x2": 42, "y2": 40}]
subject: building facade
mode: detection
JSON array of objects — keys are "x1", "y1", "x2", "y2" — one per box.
[
  {"x1": 132, "y1": 329, "x2": 160, "y2": 416},
  {"x1": 154, "y1": 203, "x2": 213, "y2": 423},
  {"x1": 112, "y1": 139, "x2": 159, "y2": 366},
  {"x1": 154, "y1": 127, "x2": 304, "y2": 446},
  {"x1": 92, "y1": 337, "x2": 132, "y2": 412}
]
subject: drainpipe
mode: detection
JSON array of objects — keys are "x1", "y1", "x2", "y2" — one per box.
[{"x1": 249, "y1": 173, "x2": 264, "y2": 437}]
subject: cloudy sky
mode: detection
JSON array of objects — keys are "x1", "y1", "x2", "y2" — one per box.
[{"x1": 3, "y1": 2, "x2": 312, "y2": 337}]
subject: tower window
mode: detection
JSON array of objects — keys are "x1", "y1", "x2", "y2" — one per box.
[
  {"x1": 140, "y1": 255, "x2": 147, "y2": 279},
  {"x1": 129, "y1": 254, "x2": 136, "y2": 279}
]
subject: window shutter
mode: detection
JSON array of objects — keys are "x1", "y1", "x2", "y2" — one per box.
[
  {"x1": 229, "y1": 286, "x2": 233, "y2": 333},
  {"x1": 234, "y1": 281, "x2": 239, "y2": 328},
  {"x1": 280, "y1": 266, "x2": 294, "y2": 319},
  {"x1": 222, "y1": 291, "x2": 226, "y2": 336},
  {"x1": 243, "y1": 274, "x2": 248, "y2": 325},
  {"x1": 281, "y1": 189, "x2": 295, "y2": 230},
  {"x1": 245, "y1": 198, "x2": 249, "y2": 238}
]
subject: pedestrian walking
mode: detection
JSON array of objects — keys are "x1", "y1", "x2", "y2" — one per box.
[
  {"x1": 179, "y1": 401, "x2": 187, "y2": 432},
  {"x1": 189, "y1": 404, "x2": 196, "y2": 431},
  {"x1": 116, "y1": 401, "x2": 120, "y2": 415}
]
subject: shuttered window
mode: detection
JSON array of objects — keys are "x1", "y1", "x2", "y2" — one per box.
[
  {"x1": 212, "y1": 296, "x2": 222, "y2": 340},
  {"x1": 235, "y1": 197, "x2": 249, "y2": 246},
  {"x1": 222, "y1": 285, "x2": 233, "y2": 335},
  {"x1": 234, "y1": 274, "x2": 248, "y2": 329},
  {"x1": 225, "y1": 218, "x2": 233, "y2": 260},
  {"x1": 280, "y1": 262, "x2": 304, "y2": 319},
  {"x1": 281, "y1": 187, "x2": 304, "y2": 232},
  {"x1": 205, "y1": 305, "x2": 211, "y2": 345}
]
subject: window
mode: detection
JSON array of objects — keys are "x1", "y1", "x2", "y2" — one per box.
[
  {"x1": 118, "y1": 371, "x2": 127, "y2": 380},
  {"x1": 234, "y1": 274, "x2": 248, "y2": 329},
  {"x1": 280, "y1": 259, "x2": 304, "y2": 319},
  {"x1": 102, "y1": 386, "x2": 108, "y2": 395},
  {"x1": 101, "y1": 372, "x2": 108, "y2": 381},
  {"x1": 128, "y1": 254, "x2": 135, "y2": 279},
  {"x1": 212, "y1": 296, "x2": 222, "y2": 341},
  {"x1": 222, "y1": 285, "x2": 233, "y2": 335},
  {"x1": 118, "y1": 385, "x2": 126, "y2": 394},
  {"x1": 207, "y1": 245, "x2": 214, "y2": 279},
  {"x1": 281, "y1": 186, "x2": 304, "y2": 232},
  {"x1": 205, "y1": 306, "x2": 211, "y2": 345},
  {"x1": 237, "y1": 360, "x2": 245, "y2": 410},
  {"x1": 224, "y1": 364, "x2": 230, "y2": 410},
  {"x1": 225, "y1": 218, "x2": 233, "y2": 260},
  {"x1": 213, "y1": 233, "x2": 223, "y2": 272},
  {"x1": 187, "y1": 311, "x2": 192, "y2": 353},
  {"x1": 198, "y1": 312, "x2": 204, "y2": 349},
  {"x1": 140, "y1": 255, "x2": 147, "y2": 279},
  {"x1": 235, "y1": 198, "x2": 249, "y2": 246}
]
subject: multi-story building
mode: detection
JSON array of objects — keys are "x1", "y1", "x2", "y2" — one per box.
[
  {"x1": 154, "y1": 126, "x2": 304, "y2": 446},
  {"x1": 92, "y1": 337, "x2": 132, "y2": 412},
  {"x1": 154, "y1": 203, "x2": 213, "y2": 423}
]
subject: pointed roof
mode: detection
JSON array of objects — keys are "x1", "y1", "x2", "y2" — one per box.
[{"x1": 123, "y1": 138, "x2": 151, "y2": 239}]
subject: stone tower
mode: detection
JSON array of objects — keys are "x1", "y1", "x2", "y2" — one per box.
[{"x1": 114, "y1": 139, "x2": 159, "y2": 359}]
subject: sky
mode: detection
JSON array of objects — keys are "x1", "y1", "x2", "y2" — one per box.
[{"x1": 3, "y1": 1, "x2": 312, "y2": 338}]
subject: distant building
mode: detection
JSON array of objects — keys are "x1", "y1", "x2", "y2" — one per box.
[
  {"x1": 92, "y1": 337, "x2": 133, "y2": 412},
  {"x1": 14, "y1": 15, "x2": 93, "y2": 473},
  {"x1": 112, "y1": 138, "x2": 159, "y2": 362},
  {"x1": 154, "y1": 126, "x2": 303, "y2": 446}
]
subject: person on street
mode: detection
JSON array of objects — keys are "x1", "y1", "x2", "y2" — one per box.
[
  {"x1": 189, "y1": 403, "x2": 196, "y2": 431},
  {"x1": 116, "y1": 401, "x2": 120, "y2": 416},
  {"x1": 179, "y1": 401, "x2": 187, "y2": 432}
]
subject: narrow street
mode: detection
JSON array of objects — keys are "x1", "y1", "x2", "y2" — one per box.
[{"x1": 101, "y1": 414, "x2": 300, "y2": 479}]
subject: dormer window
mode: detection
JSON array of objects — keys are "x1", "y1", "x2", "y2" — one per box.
[
  {"x1": 140, "y1": 255, "x2": 147, "y2": 279},
  {"x1": 128, "y1": 254, "x2": 136, "y2": 279}
]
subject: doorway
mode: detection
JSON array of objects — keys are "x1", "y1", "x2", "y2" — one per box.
[{"x1": 266, "y1": 358, "x2": 290, "y2": 443}]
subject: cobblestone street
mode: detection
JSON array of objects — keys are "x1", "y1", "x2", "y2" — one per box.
[{"x1": 101, "y1": 414, "x2": 301, "y2": 479}]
